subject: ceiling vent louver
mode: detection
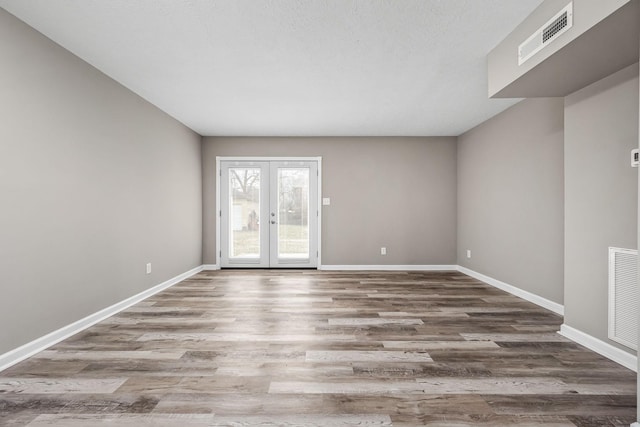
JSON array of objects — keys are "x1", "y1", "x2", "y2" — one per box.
[{"x1": 518, "y1": 2, "x2": 573, "y2": 66}]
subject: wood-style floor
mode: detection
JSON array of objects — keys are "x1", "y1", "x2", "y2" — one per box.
[{"x1": 0, "y1": 270, "x2": 636, "y2": 426}]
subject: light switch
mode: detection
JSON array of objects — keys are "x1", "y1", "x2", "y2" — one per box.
[{"x1": 322, "y1": 198, "x2": 331, "y2": 206}]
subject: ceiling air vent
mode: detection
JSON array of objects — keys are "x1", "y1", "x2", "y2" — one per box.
[{"x1": 518, "y1": 2, "x2": 573, "y2": 66}]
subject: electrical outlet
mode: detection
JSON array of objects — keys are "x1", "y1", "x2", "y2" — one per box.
[
  {"x1": 381, "y1": 247, "x2": 387, "y2": 255},
  {"x1": 466, "y1": 250, "x2": 471, "y2": 259},
  {"x1": 146, "y1": 263, "x2": 152, "y2": 274}
]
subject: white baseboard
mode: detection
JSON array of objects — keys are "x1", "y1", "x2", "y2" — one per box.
[
  {"x1": 319, "y1": 265, "x2": 458, "y2": 271},
  {"x1": 456, "y1": 266, "x2": 564, "y2": 315},
  {"x1": 201, "y1": 264, "x2": 220, "y2": 270},
  {"x1": 559, "y1": 324, "x2": 637, "y2": 372},
  {"x1": 0, "y1": 265, "x2": 204, "y2": 373}
]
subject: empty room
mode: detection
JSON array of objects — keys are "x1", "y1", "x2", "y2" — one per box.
[{"x1": 0, "y1": 0, "x2": 639, "y2": 426}]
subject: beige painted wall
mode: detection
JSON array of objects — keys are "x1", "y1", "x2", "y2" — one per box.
[
  {"x1": 564, "y1": 62, "x2": 639, "y2": 354},
  {"x1": 0, "y1": 9, "x2": 202, "y2": 354},
  {"x1": 457, "y1": 98, "x2": 565, "y2": 304},
  {"x1": 202, "y1": 137, "x2": 457, "y2": 266}
]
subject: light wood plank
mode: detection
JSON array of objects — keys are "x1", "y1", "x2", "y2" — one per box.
[{"x1": 305, "y1": 350, "x2": 432, "y2": 363}]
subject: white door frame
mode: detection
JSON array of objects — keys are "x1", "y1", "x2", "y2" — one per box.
[{"x1": 216, "y1": 156, "x2": 322, "y2": 269}]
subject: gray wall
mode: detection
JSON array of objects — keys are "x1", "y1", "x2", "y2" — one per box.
[
  {"x1": 0, "y1": 9, "x2": 202, "y2": 354},
  {"x1": 457, "y1": 98, "x2": 565, "y2": 304},
  {"x1": 202, "y1": 137, "x2": 457, "y2": 266},
  {"x1": 564, "y1": 62, "x2": 639, "y2": 354}
]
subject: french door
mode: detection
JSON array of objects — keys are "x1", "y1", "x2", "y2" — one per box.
[{"x1": 219, "y1": 159, "x2": 319, "y2": 268}]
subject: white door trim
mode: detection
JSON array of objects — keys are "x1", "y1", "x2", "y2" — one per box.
[{"x1": 216, "y1": 156, "x2": 322, "y2": 269}]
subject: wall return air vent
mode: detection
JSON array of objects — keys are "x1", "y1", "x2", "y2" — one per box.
[
  {"x1": 518, "y1": 2, "x2": 573, "y2": 66},
  {"x1": 608, "y1": 247, "x2": 638, "y2": 350}
]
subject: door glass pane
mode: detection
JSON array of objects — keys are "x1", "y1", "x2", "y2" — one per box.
[
  {"x1": 277, "y1": 168, "x2": 309, "y2": 259},
  {"x1": 229, "y1": 168, "x2": 260, "y2": 258}
]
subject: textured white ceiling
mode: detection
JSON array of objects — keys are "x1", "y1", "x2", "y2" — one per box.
[{"x1": 0, "y1": 0, "x2": 542, "y2": 136}]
